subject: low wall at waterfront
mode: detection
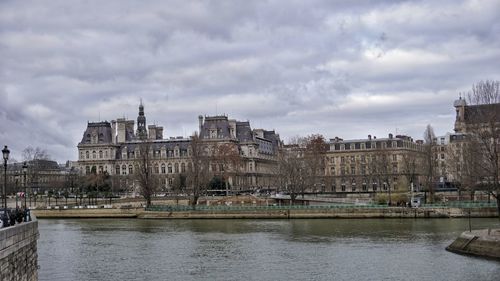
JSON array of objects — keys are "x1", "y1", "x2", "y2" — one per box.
[
  {"x1": 32, "y1": 206, "x2": 498, "y2": 219},
  {"x1": 139, "y1": 206, "x2": 498, "y2": 219},
  {"x1": 0, "y1": 219, "x2": 39, "y2": 281},
  {"x1": 33, "y1": 208, "x2": 138, "y2": 218},
  {"x1": 446, "y1": 229, "x2": 500, "y2": 259}
]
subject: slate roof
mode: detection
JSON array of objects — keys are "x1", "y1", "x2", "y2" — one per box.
[
  {"x1": 464, "y1": 103, "x2": 500, "y2": 124},
  {"x1": 199, "y1": 116, "x2": 232, "y2": 139},
  {"x1": 79, "y1": 122, "x2": 114, "y2": 144},
  {"x1": 236, "y1": 121, "x2": 253, "y2": 142}
]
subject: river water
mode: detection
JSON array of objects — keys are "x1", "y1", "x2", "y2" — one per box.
[{"x1": 38, "y1": 218, "x2": 500, "y2": 281}]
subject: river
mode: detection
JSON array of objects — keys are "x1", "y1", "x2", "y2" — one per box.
[{"x1": 38, "y1": 218, "x2": 500, "y2": 281}]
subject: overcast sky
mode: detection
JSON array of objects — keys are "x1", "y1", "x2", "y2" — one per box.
[{"x1": 1, "y1": 0, "x2": 499, "y2": 163}]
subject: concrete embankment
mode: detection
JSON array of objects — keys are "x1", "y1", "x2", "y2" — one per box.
[
  {"x1": 446, "y1": 229, "x2": 500, "y2": 260},
  {"x1": 33, "y1": 206, "x2": 498, "y2": 219}
]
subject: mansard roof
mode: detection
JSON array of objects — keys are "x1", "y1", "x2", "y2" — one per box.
[
  {"x1": 463, "y1": 103, "x2": 500, "y2": 124},
  {"x1": 236, "y1": 121, "x2": 253, "y2": 142},
  {"x1": 199, "y1": 116, "x2": 232, "y2": 139},
  {"x1": 79, "y1": 121, "x2": 113, "y2": 144}
]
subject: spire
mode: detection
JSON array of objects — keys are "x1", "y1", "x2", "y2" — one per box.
[{"x1": 137, "y1": 99, "x2": 147, "y2": 139}]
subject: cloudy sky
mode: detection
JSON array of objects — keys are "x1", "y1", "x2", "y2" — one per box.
[{"x1": 1, "y1": 0, "x2": 499, "y2": 163}]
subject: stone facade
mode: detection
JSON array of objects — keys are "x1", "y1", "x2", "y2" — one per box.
[
  {"x1": 0, "y1": 220, "x2": 39, "y2": 281},
  {"x1": 325, "y1": 134, "x2": 425, "y2": 194},
  {"x1": 76, "y1": 103, "x2": 281, "y2": 193}
]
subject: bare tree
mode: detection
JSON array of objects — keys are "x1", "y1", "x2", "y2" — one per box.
[
  {"x1": 371, "y1": 147, "x2": 394, "y2": 205},
  {"x1": 276, "y1": 145, "x2": 306, "y2": 204},
  {"x1": 423, "y1": 124, "x2": 437, "y2": 203},
  {"x1": 213, "y1": 142, "x2": 241, "y2": 194},
  {"x1": 22, "y1": 146, "x2": 50, "y2": 193},
  {"x1": 135, "y1": 141, "x2": 157, "y2": 208},
  {"x1": 303, "y1": 134, "x2": 328, "y2": 194},
  {"x1": 401, "y1": 150, "x2": 422, "y2": 202},
  {"x1": 186, "y1": 132, "x2": 211, "y2": 208},
  {"x1": 463, "y1": 80, "x2": 500, "y2": 216},
  {"x1": 447, "y1": 135, "x2": 483, "y2": 201}
]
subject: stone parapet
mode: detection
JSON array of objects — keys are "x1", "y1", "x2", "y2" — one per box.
[{"x1": 0, "y1": 219, "x2": 39, "y2": 281}]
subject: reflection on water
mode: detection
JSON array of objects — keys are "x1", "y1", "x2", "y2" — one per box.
[{"x1": 38, "y1": 219, "x2": 500, "y2": 281}]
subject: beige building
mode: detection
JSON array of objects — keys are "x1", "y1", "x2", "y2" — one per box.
[{"x1": 325, "y1": 134, "x2": 425, "y2": 195}]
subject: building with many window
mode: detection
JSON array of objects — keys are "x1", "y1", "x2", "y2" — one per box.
[
  {"x1": 325, "y1": 134, "x2": 425, "y2": 195},
  {"x1": 76, "y1": 103, "x2": 282, "y2": 193}
]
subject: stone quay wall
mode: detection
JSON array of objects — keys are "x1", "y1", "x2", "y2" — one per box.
[
  {"x1": 32, "y1": 206, "x2": 498, "y2": 219},
  {"x1": 0, "y1": 220, "x2": 39, "y2": 281},
  {"x1": 446, "y1": 229, "x2": 500, "y2": 260}
]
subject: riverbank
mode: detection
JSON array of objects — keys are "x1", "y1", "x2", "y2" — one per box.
[
  {"x1": 446, "y1": 229, "x2": 500, "y2": 260},
  {"x1": 32, "y1": 206, "x2": 498, "y2": 219}
]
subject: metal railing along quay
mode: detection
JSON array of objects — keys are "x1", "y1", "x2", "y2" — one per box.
[{"x1": 145, "y1": 202, "x2": 498, "y2": 212}]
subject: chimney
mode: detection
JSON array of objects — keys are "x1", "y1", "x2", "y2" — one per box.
[
  {"x1": 198, "y1": 115, "x2": 204, "y2": 134},
  {"x1": 148, "y1": 125, "x2": 157, "y2": 140},
  {"x1": 156, "y1": 126, "x2": 163, "y2": 140},
  {"x1": 111, "y1": 120, "x2": 117, "y2": 144},
  {"x1": 389, "y1": 133, "x2": 393, "y2": 139},
  {"x1": 116, "y1": 118, "x2": 126, "y2": 143},
  {"x1": 368, "y1": 135, "x2": 371, "y2": 140}
]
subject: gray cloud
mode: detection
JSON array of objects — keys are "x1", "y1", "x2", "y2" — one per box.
[{"x1": 1, "y1": 0, "x2": 499, "y2": 162}]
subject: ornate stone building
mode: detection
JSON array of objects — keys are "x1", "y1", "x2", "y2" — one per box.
[{"x1": 76, "y1": 103, "x2": 281, "y2": 193}]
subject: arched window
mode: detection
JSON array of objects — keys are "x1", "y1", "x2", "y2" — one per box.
[
  {"x1": 86, "y1": 151, "x2": 89, "y2": 159},
  {"x1": 154, "y1": 164, "x2": 159, "y2": 174},
  {"x1": 181, "y1": 163, "x2": 186, "y2": 173},
  {"x1": 122, "y1": 165, "x2": 127, "y2": 175},
  {"x1": 174, "y1": 163, "x2": 179, "y2": 173},
  {"x1": 86, "y1": 134, "x2": 91, "y2": 143},
  {"x1": 99, "y1": 150, "x2": 103, "y2": 159},
  {"x1": 99, "y1": 133, "x2": 104, "y2": 142},
  {"x1": 161, "y1": 164, "x2": 166, "y2": 174},
  {"x1": 80, "y1": 151, "x2": 84, "y2": 159},
  {"x1": 129, "y1": 165, "x2": 133, "y2": 175},
  {"x1": 168, "y1": 163, "x2": 172, "y2": 173},
  {"x1": 188, "y1": 162, "x2": 192, "y2": 172},
  {"x1": 92, "y1": 151, "x2": 96, "y2": 159},
  {"x1": 115, "y1": 165, "x2": 120, "y2": 175}
]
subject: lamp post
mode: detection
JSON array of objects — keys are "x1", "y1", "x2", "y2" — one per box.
[
  {"x1": 2, "y1": 146, "x2": 10, "y2": 213},
  {"x1": 23, "y1": 162, "x2": 28, "y2": 209}
]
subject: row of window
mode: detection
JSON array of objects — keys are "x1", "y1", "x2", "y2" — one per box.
[
  {"x1": 330, "y1": 154, "x2": 399, "y2": 164},
  {"x1": 332, "y1": 140, "x2": 408, "y2": 151},
  {"x1": 329, "y1": 164, "x2": 398, "y2": 175},
  {"x1": 116, "y1": 162, "x2": 190, "y2": 175},
  {"x1": 81, "y1": 150, "x2": 110, "y2": 160},
  {"x1": 122, "y1": 149, "x2": 189, "y2": 160}
]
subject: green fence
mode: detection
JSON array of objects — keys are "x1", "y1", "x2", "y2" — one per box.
[{"x1": 145, "y1": 201, "x2": 498, "y2": 212}]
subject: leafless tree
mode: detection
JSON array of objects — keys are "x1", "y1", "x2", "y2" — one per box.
[
  {"x1": 447, "y1": 136, "x2": 483, "y2": 201},
  {"x1": 371, "y1": 147, "x2": 394, "y2": 205},
  {"x1": 463, "y1": 80, "x2": 500, "y2": 215},
  {"x1": 135, "y1": 141, "x2": 158, "y2": 208},
  {"x1": 213, "y1": 142, "x2": 241, "y2": 194},
  {"x1": 22, "y1": 146, "x2": 50, "y2": 192},
  {"x1": 303, "y1": 134, "x2": 328, "y2": 194},
  {"x1": 186, "y1": 132, "x2": 211, "y2": 208},
  {"x1": 423, "y1": 124, "x2": 437, "y2": 203},
  {"x1": 275, "y1": 145, "x2": 306, "y2": 204}
]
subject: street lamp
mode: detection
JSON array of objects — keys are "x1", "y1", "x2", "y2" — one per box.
[
  {"x1": 23, "y1": 162, "x2": 28, "y2": 209},
  {"x1": 2, "y1": 145, "x2": 10, "y2": 212}
]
